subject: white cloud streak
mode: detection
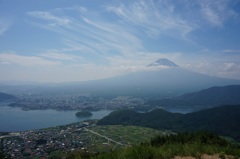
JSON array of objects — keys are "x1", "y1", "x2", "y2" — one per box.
[
  {"x1": 223, "y1": 49, "x2": 240, "y2": 53},
  {"x1": 106, "y1": 0, "x2": 195, "y2": 38},
  {"x1": 27, "y1": 6, "x2": 145, "y2": 66},
  {"x1": 0, "y1": 53, "x2": 59, "y2": 67},
  {"x1": 27, "y1": 11, "x2": 71, "y2": 26},
  {"x1": 198, "y1": 0, "x2": 238, "y2": 27},
  {"x1": 26, "y1": 1, "x2": 191, "y2": 70},
  {"x1": 180, "y1": 51, "x2": 240, "y2": 80},
  {"x1": 40, "y1": 50, "x2": 82, "y2": 61},
  {"x1": 0, "y1": 19, "x2": 11, "y2": 35},
  {"x1": 26, "y1": 0, "x2": 239, "y2": 62}
]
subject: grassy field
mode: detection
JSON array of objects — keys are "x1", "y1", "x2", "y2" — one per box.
[
  {"x1": 79, "y1": 125, "x2": 171, "y2": 153},
  {"x1": 88, "y1": 125, "x2": 170, "y2": 146}
]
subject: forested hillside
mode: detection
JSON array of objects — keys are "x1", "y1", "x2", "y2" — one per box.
[{"x1": 97, "y1": 105, "x2": 240, "y2": 141}]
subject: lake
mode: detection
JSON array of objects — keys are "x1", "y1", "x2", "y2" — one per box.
[
  {"x1": 0, "y1": 103, "x2": 203, "y2": 132},
  {"x1": 0, "y1": 105, "x2": 112, "y2": 132}
]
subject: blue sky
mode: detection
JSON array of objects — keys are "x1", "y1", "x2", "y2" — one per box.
[{"x1": 0, "y1": 0, "x2": 240, "y2": 82}]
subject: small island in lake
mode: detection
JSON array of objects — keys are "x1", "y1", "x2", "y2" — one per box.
[{"x1": 75, "y1": 111, "x2": 92, "y2": 118}]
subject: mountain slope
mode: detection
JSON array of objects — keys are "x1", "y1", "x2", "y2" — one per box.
[
  {"x1": 148, "y1": 85, "x2": 240, "y2": 107},
  {"x1": 181, "y1": 105, "x2": 240, "y2": 136},
  {"x1": 89, "y1": 68, "x2": 240, "y2": 97},
  {"x1": 97, "y1": 105, "x2": 240, "y2": 141}
]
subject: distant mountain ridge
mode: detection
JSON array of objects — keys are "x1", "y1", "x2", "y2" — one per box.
[
  {"x1": 97, "y1": 105, "x2": 240, "y2": 141},
  {"x1": 148, "y1": 85, "x2": 240, "y2": 107}
]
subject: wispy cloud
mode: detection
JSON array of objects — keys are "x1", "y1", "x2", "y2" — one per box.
[
  {"x1": 106, "y1": 0, "x2": 239, "y2": 38},
  {"x1": 181, "y1": 51, "x2": 240, "y2": 80},
  {"x1": 222, "y1": 49, "x2": 240, "y2": 53},
  {"x1": 222, "y1": 62, "x2": 239, "y2": 71},
  {"x1": 26, "y1": 1, "x2": 196, "y2": 70},
  {"x1": 40, "y1": 49, "x2": 82, "y2": 61},
  {"x1": 218, "y1": 62, "x2": 240, "y2": 79},
  {"x1": 0, "y1": 53, "x2": 59, "y2": 67},
  {"x1": 26, "y1": 6, "x2": 145, "y2": 66},
  {"x1": 27, "y1": 11, "x2": 71, "y2": 26},
  {"x1": 26, "y1": 0, "x2": 239, "y2": 58},
  {"x1": 0, "y1": 18, "x2": 11, "y2": 35},
  {"x1": 198, "y1": 0, "x2": 238, "y2": 27},
  {"x1": 106, "y1": 0, "x2": 195, "y2": 38}
]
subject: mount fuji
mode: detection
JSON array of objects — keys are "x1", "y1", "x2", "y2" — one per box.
[
  {"x1": 147, "y1": 58, "x2": 178, "y2": 67},
  {"x1": 46, "y1": 58, "x2": 240, "y2": 98},
  {"x1": 2, "y1": 59, "x2": 240, "y2": 98}
]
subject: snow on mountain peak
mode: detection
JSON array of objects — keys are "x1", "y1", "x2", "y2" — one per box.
[{"x1": 147, "y1": 58, "x2": 178, "y2": 67}]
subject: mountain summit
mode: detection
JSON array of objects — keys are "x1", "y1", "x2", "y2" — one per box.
[{"x1": 147, "y1": 58, "x2": 178, "y2": 67}]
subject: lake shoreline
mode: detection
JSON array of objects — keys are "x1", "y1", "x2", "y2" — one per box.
[{"x1": 0, "y1": 105, "x2": 112, "y2": 132}]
